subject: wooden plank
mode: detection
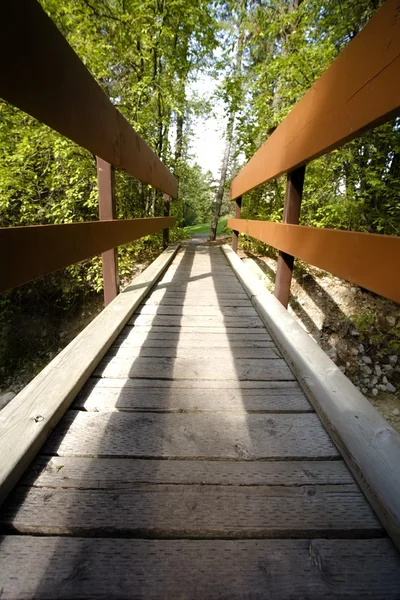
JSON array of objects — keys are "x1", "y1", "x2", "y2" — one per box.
[
  {"x1": 106, "y1": 346, "x2": 282, "y2": 360},
  {"x1": 0, "y1": 217, "x2": 175, "y2": 293},
  {"x1": 74, "y1": 383, "x2": 310, "y2": 412},
  {"x1": 1, "y1": 484, "x2": 380, "y2": 537},
  {"x1": 227, "y1": 219, "x2": 400, "y2": 303},
  {"x1": 128, "y1": 314, "x2": 264, "y2": 328},
  {"x1": 223, "y1": 243, "x2": 400, "y2": 551},
  {"x1": 124, "y1": 326, "x2": 272, "y2": 335},
  {"x1": 144, "y1": 295, "x2": 252, "y2": 306},
  {"x1": 231, "y1": 0, "x2": 400, "y2": 199},
  {"x1": 136, "y1": 305, "x2": 258, "y2": 316},
  {"x1": 1, "y1": 538, "x2": 399, "y2": 599},
  {"x1": 81, "y1": 378, "x2": 303, "y2": 391},
  {"x1": 22, "y1": 456, "x2": 353, "y2": 488},
  {"x1": 97, "y1": 157, "x2": 119, "y2": 306},
  {"x1": 94, "y1": 356, "x2": 295, "y2": 380},
  {"x1": 43, "y1": 411, "x2": 339, "y2": 458},
  {"x1": 0, "y1": 245, "x2": 180, "y2": 508},
  {"x1": 113, "y1": 337, "x2": 275, "y2": 349},
  {"x1": 0, "y1": 1, "x2": 177, "y2": 196}
]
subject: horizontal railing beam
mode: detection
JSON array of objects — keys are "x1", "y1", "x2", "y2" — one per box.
[
  {"x1": 227, "y1": 218, "x2": 400, "y2": 303},
  {"x1": 231, "y1": 0, "x2": 400, "y2": 199},
  {"x1": 0, "y1": 217, "x2": 175, "y2": 293},
  {"x1": 0, "y1": 0, "x2": 177, "y2": 198}
]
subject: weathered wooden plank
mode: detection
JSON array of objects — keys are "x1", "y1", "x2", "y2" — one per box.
[
  {"x1": 223, "y1": 243, "x2": 400, "y2": 552},
  {"x1": 114, "y1": 337, "x2": 275, "y2": 349},
  {"x1": 1, "y1": 537, "x2": 399, "y2": 599},
  {"x1": 0, "y1": 217, "x2": 175, "y2": 293},
  {"x1": 125, "y1": 326, "x2": 269, "y2": 335},
  {"x1": 106, "y1": 346, "x2": 282, "y2": 360},
  {"x1": 81, "y1": 378, "x2": 303, "y2": 391},
  {"x1": 0, "y1": 245, "x2": 180, "y2": 508},
  {"x1": 227, "y1": 219, "x2": 400, "y2": 303},
  {"x1": 231, "y1": 0, "x2": 400, "y2": 199},
  {"x1": 136, "y1": 304, "x2": 258, "y2": 317},
  {"x1": 94, "y1": 356, "x2": 294, "y2": 380},
  {"x1": 22, "y1": 456, "x2": 353, "y2": 488},
  {"x1": 74, "y1": 383, "x2": 310, "y2": 412},
  {"x1": 128, "y1": 314, "x2": 264, "y2": 328},
  {"x1": 44, "y1": 411, "x2": 339, "y2": 458},
  {"x1": 0, "y1": 1, "x2": 177, "y2": 197},
  {"x1": 114, "y1": 329, "x2": 272, "y2": 345},
  {"x1": 1, "y1": 484, "x2": 380, "y2": 537},
  {"x1": 144, "y1": 295, "x2": 252, "y2": 306}
]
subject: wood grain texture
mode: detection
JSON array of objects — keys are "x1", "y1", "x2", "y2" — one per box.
[
  {"x1": 0, "y1": 1, "x2": 177, "y2": 196},
  {"x1": 227, "y1": 219, "x2": 400, "y2": 303},
  {"x1": 43, "y1": 411, "x2": 339, "y2": 459},
  {"x1": 93, "y1": 356, "x2": 295, "y2": 380},
  {"x1": 106, "y1": 346, "x2": 282, "y2": 360},
  {"x1": 113, "y1": 329, "x2": 273, "y2": 346},
  {"x1": 0, "y1": 217, "x2": 175, "y2": 293},
  {"x1": 0, "y1": 245, "x2": 180, "y2": 508},
  {"x1": 1, "y1": 537, "x2": 400, "y2": 600},
  {"x1": 1, "y1": 484, "x2": 381, "y2": 537},
  {"x1": 128, "y1": 314, "x2": 264, "y2": 328},
  {"x1": 231, "y1": 0, "x2": 400, "y2": 199},
  {"x1": 136, "y1": 304, "x2": 258, "y2": 316},
  {"x1": 23, "y1": 457, "x2": 351, "y2": 488},
  {"x1": 74, "y1": 383, "x2": 310, "y2": 412},
  {"x1": 223, "y1": 243, "x2": 400, "y2": 551}
]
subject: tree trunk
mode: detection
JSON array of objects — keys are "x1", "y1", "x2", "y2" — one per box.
[{"x1": 209, "y1": 21, "x2": 244, "y2": 241}]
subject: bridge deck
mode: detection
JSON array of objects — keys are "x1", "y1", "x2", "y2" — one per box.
[{"x1": 1, "y1": 243, "x2": 400, "y2": 598}]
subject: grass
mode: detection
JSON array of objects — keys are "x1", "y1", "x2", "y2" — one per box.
[{"x1": 184, "y1": 217, "x2": 229, "y2": 236}]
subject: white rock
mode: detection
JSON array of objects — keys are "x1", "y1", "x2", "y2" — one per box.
[
  {"x1": 372, "y1": 388, "x2": 378, "y2": 396},
  {"x1": 350, "y1": 348, "x2": 358, "y2": 356},
  {"x1": 392, "y1": 408, "x2": 400, "y2": 416},
  {"x1": 358, "y1": 343, "x2": 365, "y2": 353},
  {"x1": 386, "y1": 316, "x2": 396, "y2": 327},
  {"x1": 389, "y1": 355, "x2": 398, "y2": 367},
  {"x1": 339, "y1": 365, "x2": 346, "y2": 374},
  {"x1": 351, "y1": 329, "x2": 360, "y2": 337},
  {"x1": 387, "y1": 382, "x2": 397, "y2": 394},
  {"x1": 361, "y1": 366, "x2": 372, "y2": 376},
  {"x1": 362, "y1": 356, "x2": 372, "y2": 365},
  {"x1": 326, "y1": 347, "x2": 338, "y2": 362},
  {"x1": 372, "y1": 377, "x2": 378, "y2": 385},
  {"x1": 383, "y1": 364, "x2": 393, "y2": 373},
  {"x1": 378, "y1": 384, "x2": 387, "y2": 391},
  {"x1": 361, "y1": 387, "x2": 367, "y2": 394},
  {"x1": 374, "y1": 365, "x2": 382, "y2": 377},
  {"x1": 382, "y1": 376, "x2": 388, "y2": 385},
  {"x1": 0, "y1": 392, "x2": 16, "y2": 410}
]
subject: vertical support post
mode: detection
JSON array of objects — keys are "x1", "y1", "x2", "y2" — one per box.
[
  {"x1": 231, "y1": 196, "x2": 242, "y2": 253},
  {"x1": 96, "y1": 156, "x2": 119, "y2": 306},
  {"x1": 163, "y1": 193, "x2": 170, "y2": 249},
  {"x1": 274, "y1": 166, "x2": 305, "y2": 308}
]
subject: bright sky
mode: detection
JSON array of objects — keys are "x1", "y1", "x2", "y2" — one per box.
[{"x1": 188, "y1": 74, "x2": 227, "y2": 180}]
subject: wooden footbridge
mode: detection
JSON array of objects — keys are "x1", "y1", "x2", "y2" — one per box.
[{"x1": 1, "y1": 1, "x2": 400, "y2": 598}]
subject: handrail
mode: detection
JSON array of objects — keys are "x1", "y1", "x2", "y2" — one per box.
[
  {"x1": 0, "y1": 217, "x2": 175, "y2": 294},
  {"x1": 0, "y1": 0, "x2": 177, "y2": 198},
  {"x1": 231, "y1": 0, "x2": 400, "y2": 200},
  {"x1": 229, "y1": 0, "x2": 400, "y2": 308},
  {"x1": 228, "y1": 219, "x2": 400, "y2": 303}
]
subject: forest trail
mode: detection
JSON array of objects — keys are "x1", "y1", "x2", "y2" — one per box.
[{"x1": 1, "y1": 241, "x2": 400, "y2": 598}]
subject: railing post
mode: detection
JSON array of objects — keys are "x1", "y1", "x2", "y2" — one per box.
[
  {"x1": 96, "y1": 156, "x2": 120, "y2": 306},
  {"x1": 274, "y1": 166, "x2": 305, "y2": 308},
  {"x1": 163, "y1": 194, "x2": 170, "y2": 249},
  {"x1": 231, "y1": 196, "x2": 242, "y2": 253}
]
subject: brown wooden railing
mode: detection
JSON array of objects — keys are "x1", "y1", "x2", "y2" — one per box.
[
  {"x1": 0, "y1": 0, "x2": 177, "y2": 305},
  {"x1": 229, "y1": 0, "x2": 400, "y2": 306}
]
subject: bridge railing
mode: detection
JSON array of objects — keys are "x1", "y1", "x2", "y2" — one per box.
[
  {"x1": 0, "y1": 0, "x2": 177, "y2": 305},
  {"x1": 229, "y1": 0, "x2": 400, "y2": 306}
]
